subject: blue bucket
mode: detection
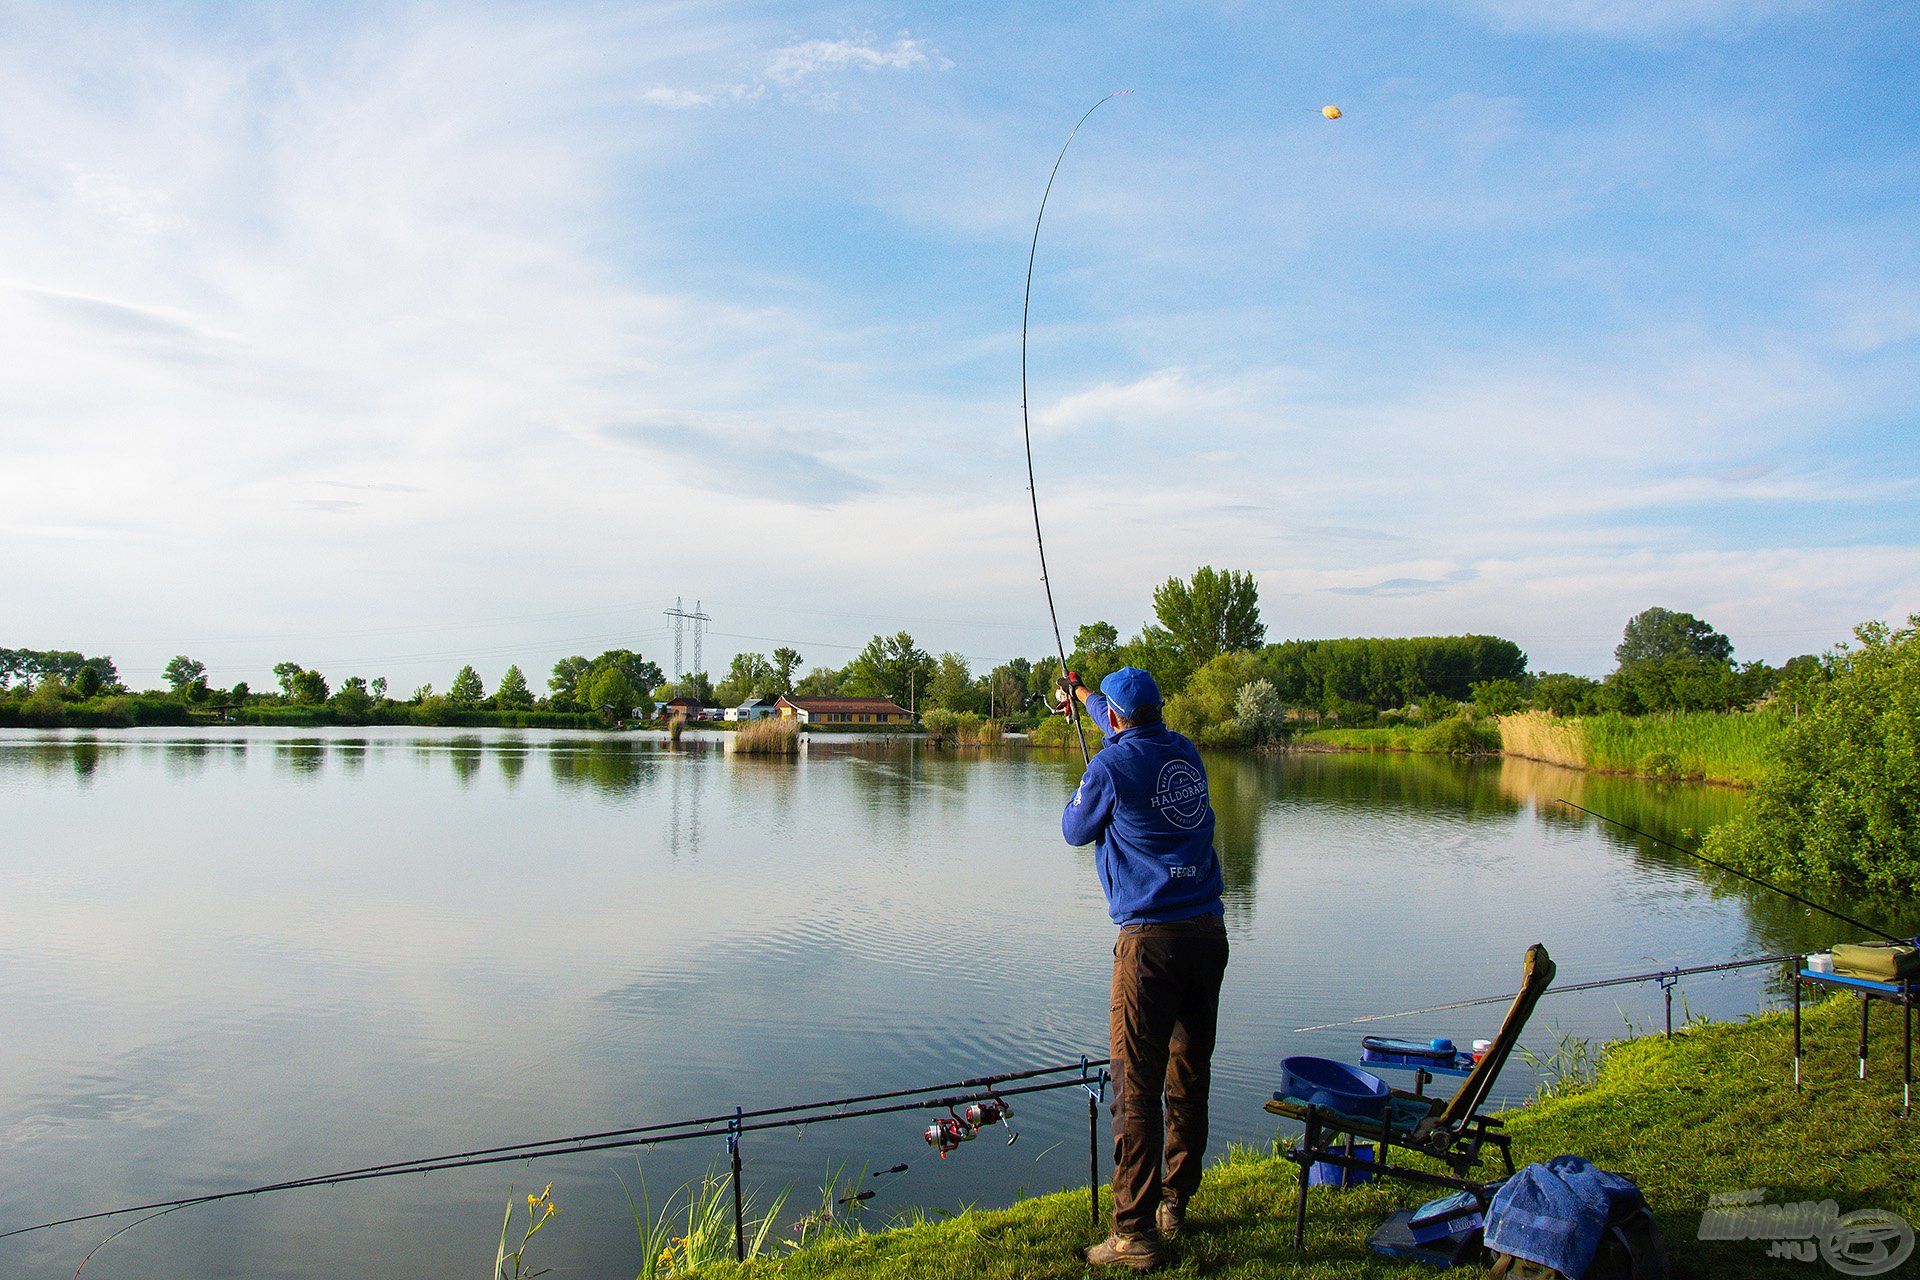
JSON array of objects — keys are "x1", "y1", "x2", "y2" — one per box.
[
  {"x1": 1277, "y1": 1056, "x2": 1390, "y2": 1121},
  {"x1": 1303, "y1": 1141, "x2": 1374, "y2": 1188}
]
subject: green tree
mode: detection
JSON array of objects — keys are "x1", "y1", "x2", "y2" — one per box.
[
  {"x1": 1615, "y1": 607, "x2": 1734, "y2": 668},
  {"x1": 1151, "y1": 566, "x2": 1265, "y2": 665},
  {"x1": 550, "y1": 656, "x2": 592, "y2": 699},
  {"x1": 846, "y1": 632, "x2": 933, "y2": 710},
  {"x1": 586, "y1": 667, "x2": 638, "y2": 721},
  {"x1": 163, "y1": 655, "x2": 207, "y2": 697},
  {"x1": 496, "y1": 665, "x2": 533, "y2": 710},
  {"x1": 370, "y1": 677, "x2": 388, "y2": 701},
  {"x1": 715, "y1": 653, "x2": 777, "y2": 706},
  {"x1": 1470, "y1": 678, "x2": 1527, "y2": 717},
  {"x1": 927, "y1": 652, "x2": 985, "y2": 713},
  {"x1": 795, "y1": 666, "x2": 839, "y2": 696},
  {"x1": 71, "y1": 664, "x2": 103, "y2": 699},
  {"x1": 1070, "y1": 621, "x2": 1123, "y2": 689},
  {"x1": 332, "y1": 676, "x2": 373, "y2": 717},
  {"x1": 771, "y1": 647, "x2": 804, "y2": 694},
  {"x1": 290, "y1": 669, "x2": 329, "y2": 704},
  {"x1": 1531, "y1": 673, "x2": 1601, "y2": 717},
  {"x1": 449, "y1": 665, "x2": 485, "y2": 707},
  {"x1": 987, "y1": 660, "x2": 1031, "y2": 719},
  {"x1": 1164, "y1": 652, "x2": 1263, "y2": 741},
  {"x1": 1703, "y1": 617, "x2": 1920, "y2": 895},
  {"x1": 273, "y1": 661, "x2": 302, "y2": 698},
  {"x1": 229, "y1": 681, "x2": 250, "y2": 705}
]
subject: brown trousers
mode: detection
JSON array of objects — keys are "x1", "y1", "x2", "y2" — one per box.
[{"x1": 1108, "y1": 914, "x2": 1229, "y2": 1236}]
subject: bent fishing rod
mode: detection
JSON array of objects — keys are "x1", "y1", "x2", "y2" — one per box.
[
  {"x1": 1296, "y1": 799, "x2": 1908, "y2": 1033},
  {"x1": 1021, "y1": 92, "x2": 1131, "y2": 764},
  {"x1": 0, "y1": 1059, "x2": 1107, "y2": 1244}
]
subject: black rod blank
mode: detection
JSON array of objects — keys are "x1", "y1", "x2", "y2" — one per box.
[{"x1": 0, "y1": 1061, "x2": 1108, "y2": 1244}]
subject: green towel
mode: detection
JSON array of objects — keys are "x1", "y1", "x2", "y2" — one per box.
[{"x1": 1831, "y1": 940, "x2": 1920, "y2": 982}]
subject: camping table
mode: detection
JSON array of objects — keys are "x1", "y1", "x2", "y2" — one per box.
[
  {"x1": 1358, "y1": 1042, "x2": 1474, "y2": 1098},
  {"x1": 1792, "y1": 961, "x2": 1915, "y2": 1116}
]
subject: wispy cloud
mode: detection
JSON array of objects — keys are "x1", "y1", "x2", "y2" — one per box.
[
  {"x1": 643, "y1": 32, "x2": 946, "y2": 111},
  {"x1": 606, "y1": 422, "x2": 876, "y2": 505}
]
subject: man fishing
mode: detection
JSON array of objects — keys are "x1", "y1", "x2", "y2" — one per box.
[{"x1": 1058, "y1": 666, "x2": 1228, "y2": 1272}]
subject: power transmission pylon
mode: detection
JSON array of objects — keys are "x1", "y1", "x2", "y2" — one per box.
[{"x1": 663, "y1": 597, "x2": 713, "y2": 688}]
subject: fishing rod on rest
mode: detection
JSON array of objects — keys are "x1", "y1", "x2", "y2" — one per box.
[
  {"x1": 1553, "y1": 798, "x2": 1907, "y2": 946},
  {"x1": 1020, "y1": 92, "x2": 1131, "y2": 765},
  {"x1": 1293, "y1": 952, "x2": 1795, "y2": 1034},
  {"x1": 0, "y1": 1061, "x2": 1109, "y2": 1245}
]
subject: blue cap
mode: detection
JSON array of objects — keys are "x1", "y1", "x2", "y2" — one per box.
[{"x1": 1099, "y1": 666, "x2": 1162, "y2": 718}]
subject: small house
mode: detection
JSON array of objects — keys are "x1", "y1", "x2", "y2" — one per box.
[
  {"x1": 724, "y1": 696, "x2": 782, "y2": 722},
  {"x1": 775, "y1": 695, "x2": 913, "y2": 727},
  {"x1": 659, "y1": 697, "x2": 703, "y2": 722}
]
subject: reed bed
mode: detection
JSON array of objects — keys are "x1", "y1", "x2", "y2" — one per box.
[
  {"x1": 1499, "y1": 710, "x2": 1783, "y2": 785},
  {"x1": 731, "y1": 717, "x2": 799, "y2": 755}
]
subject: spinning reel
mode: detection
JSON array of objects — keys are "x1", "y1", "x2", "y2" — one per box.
[{"x1": 924, "y1": 1096, "x2": 1018, "y2": 1158}]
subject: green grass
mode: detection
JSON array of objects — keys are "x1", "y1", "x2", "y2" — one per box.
[{"x1": 676, "y1": 997, "x2": 1916, "y2": 1279}]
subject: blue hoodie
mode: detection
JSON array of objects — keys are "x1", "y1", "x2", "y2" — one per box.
[{"x1": 1060, "y1": 693, "x2": 1224, "y2": 926}]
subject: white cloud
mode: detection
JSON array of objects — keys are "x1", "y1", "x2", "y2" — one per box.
[
  {"x1": 641, "y1": 32, "x2": 946, "y2": 112},
  {"x1": 641, "y1": 86, "x2": 720, "y2": 110},
  {"x1": 763, "y1": 35, "x2": 945, "y2": 84}
]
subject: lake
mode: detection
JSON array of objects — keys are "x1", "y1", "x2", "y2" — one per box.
[{"x1": 0, "y1": 728, "x2": 1873, "y2": 1278}]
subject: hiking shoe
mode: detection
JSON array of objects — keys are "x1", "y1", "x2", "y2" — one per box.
[
  {"x1": 1156, "y1": 1201, "x2": 1184, "y2": 1238},
  {"x1": 1085, "y1": 1232, "x2": 1167, "y2": 1272}
]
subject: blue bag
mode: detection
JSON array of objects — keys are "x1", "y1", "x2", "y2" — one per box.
[{"x1": 1485, "y1": 1156, "x2": 1660, "y2": 1279}]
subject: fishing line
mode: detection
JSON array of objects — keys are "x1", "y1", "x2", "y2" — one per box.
[
  {"x1": 1021, "y1": 91, "x2": 1132, "y2": 764},
  {"x1": 1554, "y1": 798, "x2": 1905, "y2": 945}
]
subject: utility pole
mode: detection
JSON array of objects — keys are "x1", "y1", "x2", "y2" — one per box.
[{"x1": 663, "y1": 597, "x2": 713, "y2": 692}]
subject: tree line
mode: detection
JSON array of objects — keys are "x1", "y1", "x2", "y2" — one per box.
[{"x1": 0, "y1": 575, "x2": 1826, "y2": 736}]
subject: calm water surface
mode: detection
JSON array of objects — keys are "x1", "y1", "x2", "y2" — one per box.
[{"x1": 0, "y1": 728, "x2": 1869, "y2": 1278}]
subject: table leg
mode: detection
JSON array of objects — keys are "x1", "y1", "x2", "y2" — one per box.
[
  {"x1": 1860, "y1": 995, "x2": 1871, "y2": 1081},
  {"x1": 1904, "y1": 988, "x2": 1912, "y2": 1118},
  {"x1": 1793, "y1": 969, "x2": 1803, "y2": 1093}
]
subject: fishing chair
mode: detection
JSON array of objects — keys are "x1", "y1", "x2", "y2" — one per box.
[{"x1": 1265, "y1": 942, "x2": 1557, "y2": 1251}]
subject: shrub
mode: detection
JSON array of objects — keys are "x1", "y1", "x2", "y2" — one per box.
[
  {"x1": 1027, "y1": 713, "x2": 1104, "y2": 751},
  {"x1": 1702, "y1": 617, "x2": 1920, "y2": 895},
  {"x1": 1233, "y1": 679, "x2": 1289, "y2": 746},
  {"x1": 921, "y1": 708, "x2": 959, "y2": 745},
  {"x1": 1412, "y1": 711, "x2": 1499, "y2": 755},
  {"x1": 1639, "y1": 747, "x2": 1683, "y2": 781},
  {"x1": 1164, "y1": 652, "x2": 1262, "y2": 739}
]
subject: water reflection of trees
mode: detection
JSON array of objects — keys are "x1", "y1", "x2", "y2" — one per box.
[
  {"x1": 547, "y1": 738, "x2": 672, "y2": 796},
  {"x1": 1500, "y1": 757, "x2": 1917, "y2": 959},
  {"x1": 447, "y1": 735, "x2": 484, "y2": 787}
]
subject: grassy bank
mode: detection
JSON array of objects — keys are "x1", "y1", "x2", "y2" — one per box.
[
  {"x1": 1500, "y1": 710, "x2": 1783, "y2": 786},
  {"x1": 676, "y1": 996, "x2": 1912, "y2": 1279}
]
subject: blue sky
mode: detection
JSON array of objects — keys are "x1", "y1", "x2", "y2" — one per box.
[{"x1": 3, "y1": 0, "x2": 1916, "y2": 689}]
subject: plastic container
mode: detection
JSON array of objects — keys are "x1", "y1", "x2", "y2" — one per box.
[
  {"x1": 1808, "y1": 952, "x2": 1835, "y2": 974},
  {"x1": 1408, "y1": 1190, "x2": 1484, "y2": 1245},
  {"x1": 1302, "y1": 1141, "x2": 1374, "y2": 1188},
  {"x1": 1471, "y1": 1039, "x2": 1493, "y2": 1063},
  {"x1": 1277, "y1": 1057, "x2": 1390, "y2": 1121}
]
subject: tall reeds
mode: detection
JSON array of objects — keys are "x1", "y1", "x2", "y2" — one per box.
[
  {"x1": 1499, "y1": 710, "x2": 1782, "y2": 785},
  {"x1": 731, "y1": 716, "x2": 799, "y2": 754}
]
